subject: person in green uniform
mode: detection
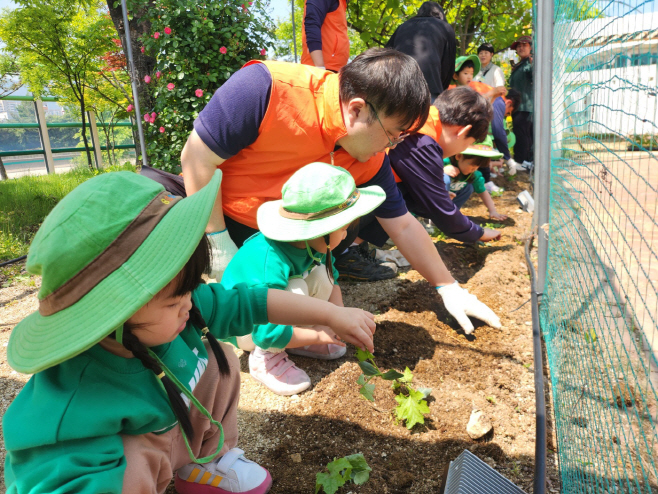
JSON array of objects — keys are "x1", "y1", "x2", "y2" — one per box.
[
  {"x1": 222, "y1": 163, "x2": 386, "y2": 396},
  {"x1": 2, "y1": 171, "x2": 375, "y2": 494},
  {"x1": 509, "y1": 35, "x2": 534, "y2": 169}
]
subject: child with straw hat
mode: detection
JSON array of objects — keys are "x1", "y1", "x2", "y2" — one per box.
[
  {"x1": 222, "y1": 163, "x2": 386, "y2": 395},
  {"x1": 3, "y1": 170, "x2": 375, "y2": 494}
]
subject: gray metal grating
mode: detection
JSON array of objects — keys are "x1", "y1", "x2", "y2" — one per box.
[{"x1": 443, "y1": 450, "x2": 528, "y2": 494}]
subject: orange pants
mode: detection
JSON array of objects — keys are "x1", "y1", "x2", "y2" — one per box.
[{"x1": 121, "y1": 342, "x2": 240, "y2": 494}]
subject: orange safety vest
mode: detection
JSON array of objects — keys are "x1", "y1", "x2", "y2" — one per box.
[
  {"x1": 391, "y1": 106, "x2": 443, "y2": 183},
  {"x1": 301, "y1": 0, "x2": 350, "y2": 72},
  {"x1": 219, "y1": 60, "x2": 384, "y2": 229}
]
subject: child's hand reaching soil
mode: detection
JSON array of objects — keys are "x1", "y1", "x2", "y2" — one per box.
[
  {"x1": 328, "y1": 307, "x2": 376, "y2": 352},
  {"x1": 480, "y1": 228, "x2": 502, "y2": 242},
  {"x1": 489, "y1": 211, "x2": 508, "y2": 221}
]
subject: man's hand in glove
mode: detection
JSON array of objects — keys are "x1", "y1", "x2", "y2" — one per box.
[
  {"x1": 206, "y1": 229, "x2": 238, "y2": 282},
  {"x1": 436, "y1": 282, "x2": 501, "y2": 334}
]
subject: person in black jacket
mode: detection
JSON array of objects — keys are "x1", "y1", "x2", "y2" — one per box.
[{"x1": 385, "y1": 2, "x2": 456, "y2": 103}]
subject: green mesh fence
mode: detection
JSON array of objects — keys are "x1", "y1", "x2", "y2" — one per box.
[{"x1": 539, "y1": 0, "x2": 658, "y2": 491}]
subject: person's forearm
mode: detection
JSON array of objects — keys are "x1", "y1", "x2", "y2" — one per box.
[
  {"x1": 266, "y1": 289, "x2": 335, "y2": 327},
  {"x1": 328, "y1": 284, "x2": 343, "y2": 307},
  {"x1": 310, "y1": 50, "x2": 325, "y2": 67},
  {"x1": 287, "y1": 326, "x2": 328, "y2": 347},
  {"x1": 479, "y1": 192, "x2": 498, "y2": 215},
  {"x1": 379, "y1": 213, "x2": 454, "y2": 286},
  {"x1": 181, "y1": 132, "x2": 226, "y2": 232}
]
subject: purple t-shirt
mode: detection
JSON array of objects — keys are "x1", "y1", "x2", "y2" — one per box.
[
  {"x1": 193, "y1": 63, "x2": 407, "y2": 221},
  {"x1": 304, "y1": 0, "x2": 340, "y2": 52},
  {"x1": 492, "y1": 97, "x2": 510, "y2": 160},
  {"x1": 388, "y1": 134, "x2": 484, "y2": 243}
]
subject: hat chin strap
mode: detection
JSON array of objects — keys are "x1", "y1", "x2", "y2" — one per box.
[{"x1": 305, "y1": 241, "x2": 326, "y2": 264}]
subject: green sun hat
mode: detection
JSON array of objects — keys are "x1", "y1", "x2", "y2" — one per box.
[
  {"x1": 257, "y1": 163, "x2": 385, "y2": 242},
  {"x1": 462, "y1": 135, "x2": 504, "y2": 159},
  {"x1": 8, "y1": 170, "x2": 222, "y2": 374},
  {"x1": 455, "y1": 55, "x2": 481, "y2": 76}
]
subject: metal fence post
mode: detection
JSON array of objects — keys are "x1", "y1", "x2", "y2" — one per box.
[
  {"x1": 33, "y1": 99, "x2": 55, "y2": 175},
  {"x1": 87, "y1": 111, "x2": 104, "y2": 169},
  {"x1": 534, "y1": 0, "x2": 554, "y2": 295}
]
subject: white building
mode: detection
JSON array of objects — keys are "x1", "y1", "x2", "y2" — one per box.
[{"x1": 557, "y1": 12, "x2": 658, "y2": 137}]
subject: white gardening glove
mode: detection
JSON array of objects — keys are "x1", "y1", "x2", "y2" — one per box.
[
  {"x1": 506, "y1": 158, "x2": 519, "y2": 176},
  {"x1": 436, "y1": 282, "x2": 501, "y2": 334},
  {"x1": 206, "y1": 229, "x2": 238, "y2": 282}
]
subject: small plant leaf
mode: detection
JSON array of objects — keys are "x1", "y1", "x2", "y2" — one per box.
[
  {"x1": 359, "y1": 382, "x2": 376, "y2": 401},
  {"x1": 356, "y1": 374, "x2": 367, "y2": 385},
  {"x1": 315, "y1": 472, "x2": 342, "y2": 494},
  {"x1": 417, "y1": 387, "x2": 432, "y2": 399},
  {"x1": 381, "y1": 369, "x2": 405, "y2": 381},
  {"x1": 353, "y1": 470, "x2": 371, "y2": 485},
  {"x1": 355, "y1": 348, "x2": 375, "y2": 362},
  {"x1": 358, "y1": 361, "x2": 381, "y2": 376},
  {"x1": 395, "y1": 388, "x2": 431, "y2": 429},
  {"x1": 399, "y1": 366, "x2": 414, "y2": 383}
]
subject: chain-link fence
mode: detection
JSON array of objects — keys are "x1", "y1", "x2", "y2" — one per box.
[{"x1": 539, "y1": 0, "x2": 658, "y2": 491}]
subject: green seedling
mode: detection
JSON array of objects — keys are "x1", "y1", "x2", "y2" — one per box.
[
  {"x1": 315, "y1": 453, "x2": 371, "y2": 494},
  {"x1": 355, "y1": 350, "x2": 431, "y2": 430},
  {"x1": 584, "y1": 329, "x2": 597, "y2": 343},
  {"x1": 486, "y1": 396, "x2": 497, "y2": 405},
  {"x1": 483, "y1": 222, "x2": 505, "y2": 229},
  {"x1": 490, "y1": 189, "x2": 505, "y2": 198}
]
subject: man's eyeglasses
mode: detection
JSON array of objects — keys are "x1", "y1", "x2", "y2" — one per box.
[{"x1": 366, "y1": 101, "x2": 409, "y2": 147}]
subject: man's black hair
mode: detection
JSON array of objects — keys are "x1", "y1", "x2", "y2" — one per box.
[
  {"x1": 456, "y1": 60, "x2": 475, "y2": 75},
  {"x1": 434, "y1": 87, "x2": 493, "y2": 142},
  {"x1": 416, "y1": 1, "x2": 445, "y2": 20},
  {"x1": 478, "y1": 43, "x2": 495, "y2": 54},
  {"x1": 340, "y1": 48, "x2": 430, "y2": 133},
  {"x1": 506, "y1": 88, "x2": 521, "y2": 112}
]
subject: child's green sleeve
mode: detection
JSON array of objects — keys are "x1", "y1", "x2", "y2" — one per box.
[{"x1": 472, "y1": 170, "x2": 486, "y2": 194}]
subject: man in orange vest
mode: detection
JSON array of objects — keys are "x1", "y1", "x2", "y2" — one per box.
[
  {"x1": 301, "y1": 0, "x2": 349, "y2": 71},
  {"x1": 181, "y1": 48, "x2": 501, "y2": 335}
]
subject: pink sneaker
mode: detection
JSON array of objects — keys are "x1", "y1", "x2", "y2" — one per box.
[
  {"x1": 175, "y1": 448, "x2": 272, "y2": 494},
  {"x1": 287, "y1": 344, "x2": 347, "y2": 360},
  {"x1": 249, "y1": 348, "x2": 311, "y2": 396}
]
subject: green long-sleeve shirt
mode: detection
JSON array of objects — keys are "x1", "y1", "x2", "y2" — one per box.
[
  {"x1": 3, "y1": 282, "x2": 268, "y2": 494},
  {"x1": 221, "y1": 233, "x2": 338, "y2": 350},
  {"x1": 509, "y1": 57, "x2": 533, "y2": 113}
]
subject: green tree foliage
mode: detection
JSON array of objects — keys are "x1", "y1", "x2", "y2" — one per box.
[
  {"x1": 273, "y1": 0, "x2": 366, "y2": 62},
  {"x1": 126, "y1": 0, "x2": 275, "y2": 172},
  {"x1": 0, "y1": 0, "x2": 120, "y2": 169}
]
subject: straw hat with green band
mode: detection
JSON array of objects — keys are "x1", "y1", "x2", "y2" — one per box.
[
  {"x1": 462, "y1": 135, "x2": 504, "y2": 159},
  {"x1": 455, "y1": 54, "x2": 481, "y2": 76},
  {"x1": 8, "y1": 170, "x2": 222, "y2": 375},
  {"x1": 257, "y1": 163, "x2": 386, "y2": 242}
]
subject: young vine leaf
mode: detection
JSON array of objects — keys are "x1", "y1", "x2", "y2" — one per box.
[
  {"x1": 315, "y1": 454, "x2": 371, "y2": 494},
  {"x1": 395, "y1": 387, "x2": 431, "y2": 429}
]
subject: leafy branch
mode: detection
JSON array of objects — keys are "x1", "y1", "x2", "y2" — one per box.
[
  {"x1": 315, "y1": 453, "x2": 371, "y2": 494},
  {"x1": 355, "y1": 349, "x2": 431, "y2": 430}
]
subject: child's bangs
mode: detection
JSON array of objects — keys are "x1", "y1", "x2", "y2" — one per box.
[{"x1": 169, "y1": 235, "x2": 211, "y2": 297}]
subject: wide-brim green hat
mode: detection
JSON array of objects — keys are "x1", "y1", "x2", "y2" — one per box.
[
  {"x1": 8, "y1": 170, "x2": 222, "y2": 374},
  {"x1": 257, "y1": 163, "x2": 385, "y2": 242},
  {"x1": 455, "y1": 55, "x2": 481, "y2": 76},
  {"x1": 462, "y1": 135, "x2": 504, "y2": 159}
]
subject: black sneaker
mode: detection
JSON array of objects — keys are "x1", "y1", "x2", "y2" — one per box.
[{"x1": 334, "y1": 244, "x2": 397, "y2": 282}]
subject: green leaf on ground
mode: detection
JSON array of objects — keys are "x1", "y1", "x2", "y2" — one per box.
[
  {"x1": 417, "y1": 387, "x2": 432, "y2": 399},
  {"x1": 395, "y1": 388, "x2": 431, "y2": 429},
  {"x1": 381, "y1": 369, "x2": 405, "y2": 381},
  {"x1": 315, "y1": 457, "x2": 353, "y2": 494},
  {"x1": 345, "y1": 453, "x2": 372, "y2": 485},
  {"x1": 355, "y1": 348, "x2": 375, "y2": 362},
  {"x1": 358, "y1": 361, "x2": 380, "y2": 376},
  {"x1": 399, "y1": 366, "x2": 414, "y2": 383},
  {"x1": 359, "y1": 382, "x2": 376, "y2": 401}
]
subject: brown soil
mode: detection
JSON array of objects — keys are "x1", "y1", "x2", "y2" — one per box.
[{"x1": 0, "y1": 173, "x2": 561, "y2": 493}]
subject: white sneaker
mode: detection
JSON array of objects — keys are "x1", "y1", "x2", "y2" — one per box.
[
  {"x1": 484, "y1": 181, "x2": 502, "y2": 193},
  {"x1": 249, "y1": 347, "x2": 311, "y2": 396},
  {"x1": 176, "y1": 447, "x2": 272, "y2": 494},
  {"x1": 288, "y1": 343, "x2": 347, "y2": 360}
]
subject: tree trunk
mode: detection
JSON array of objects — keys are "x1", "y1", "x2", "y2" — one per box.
[
  {"x1": 106, "y1": 0, "x2": 157, "y2": 116},
  {"x1": 79, "y1": 98, "x2": 94, "y2": 170},
  {"x1": 0, "y1": 156, "x2": 8, "y2": 181}
]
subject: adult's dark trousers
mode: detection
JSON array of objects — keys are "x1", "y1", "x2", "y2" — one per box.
[{"x1": 512, "y1": 111, "x2": 534, "y2": 163}]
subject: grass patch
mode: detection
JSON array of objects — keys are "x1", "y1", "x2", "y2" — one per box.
[{"x1": 0, "y1": 164, "x2": 136, "y2": 261}]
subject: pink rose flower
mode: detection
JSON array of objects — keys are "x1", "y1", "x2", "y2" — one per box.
[
  {"x1": 159, "y1": 126, "x2": 165, "y2": 133},
  {"x1": 143, "y1": 113, "x2": 150, "y2": 122},
  {"x1": 151, "y1": 112, "x2": 157, "y2": 121},
  {"x1": 144, "y1": 75, "x2": 151, "y2": 84},
  {"x1": 195, "y1": 88, "x2": 204, "y2": 98},
  {"x1": 260, "y1": 48, "x2": 266, "y2": 56},
  {"x1": 219, "y1": 46, "x2": 227, "y2": 55},
  {"x1": 153, "y1": 32, "x2": 160, "y2": 39},
  {"x1": 126, "y1": 104, "x2": 134, "y2": 112},
  {"x1": 140, "y1": 46, "x2": 145, "y2": 54},
  {"x1": 156, "y1": 71, "x2": 162, "y2": 79},
  {"x1": 249, "y1": 1, "x2": 253, "y2": 4},
  {"x1": 164, "y1": 27, "x2": 172, "y2": 35},
  {"x1": 167, "y1": 83, "x2": 175, "y2": 91},
  {"x1": 241, "y1": 3, "x2": 246, "y2": 9}
]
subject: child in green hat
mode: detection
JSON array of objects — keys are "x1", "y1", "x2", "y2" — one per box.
[
  {"x1": 453, "y1": 55, "x2": 481, "y2": 87},
  {"x1": 3, "y1": 170, "x2": 376, "y2": 494},
  {"x1": 221, "y1": 163, "x2": 386, "y2": 396},
  {"x1": 443, "y1": 136, "x2": 508, "y2": 221}
]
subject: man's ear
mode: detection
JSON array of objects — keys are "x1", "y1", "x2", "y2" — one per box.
[
  {"x1": 344, "y1": 98, "x2": 367, "y2": 126},
  {"x1": 456, "y1": 125, "x2": 473, "y2": 138}
]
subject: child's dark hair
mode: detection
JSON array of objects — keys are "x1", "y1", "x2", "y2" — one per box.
[
  {"x1": 434, "y1": 87, "x2": 493, "y2": 142},
  {"x1": 506, "y1": 88, "x2": 521, "y2": 113},
  {"x1": 450, "y1": 154, "x2": 491, "y2": 169},
  {"x1": 456, "y1": 60, "x2": 475, "y2": 75},
  {"x1": 116, "y1": 235, "x2": 230, "y2": 439}
]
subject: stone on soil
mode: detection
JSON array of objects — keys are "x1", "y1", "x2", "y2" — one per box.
[{"x1": 467, "y1": 409, "x2": 493, "y2": 439}]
